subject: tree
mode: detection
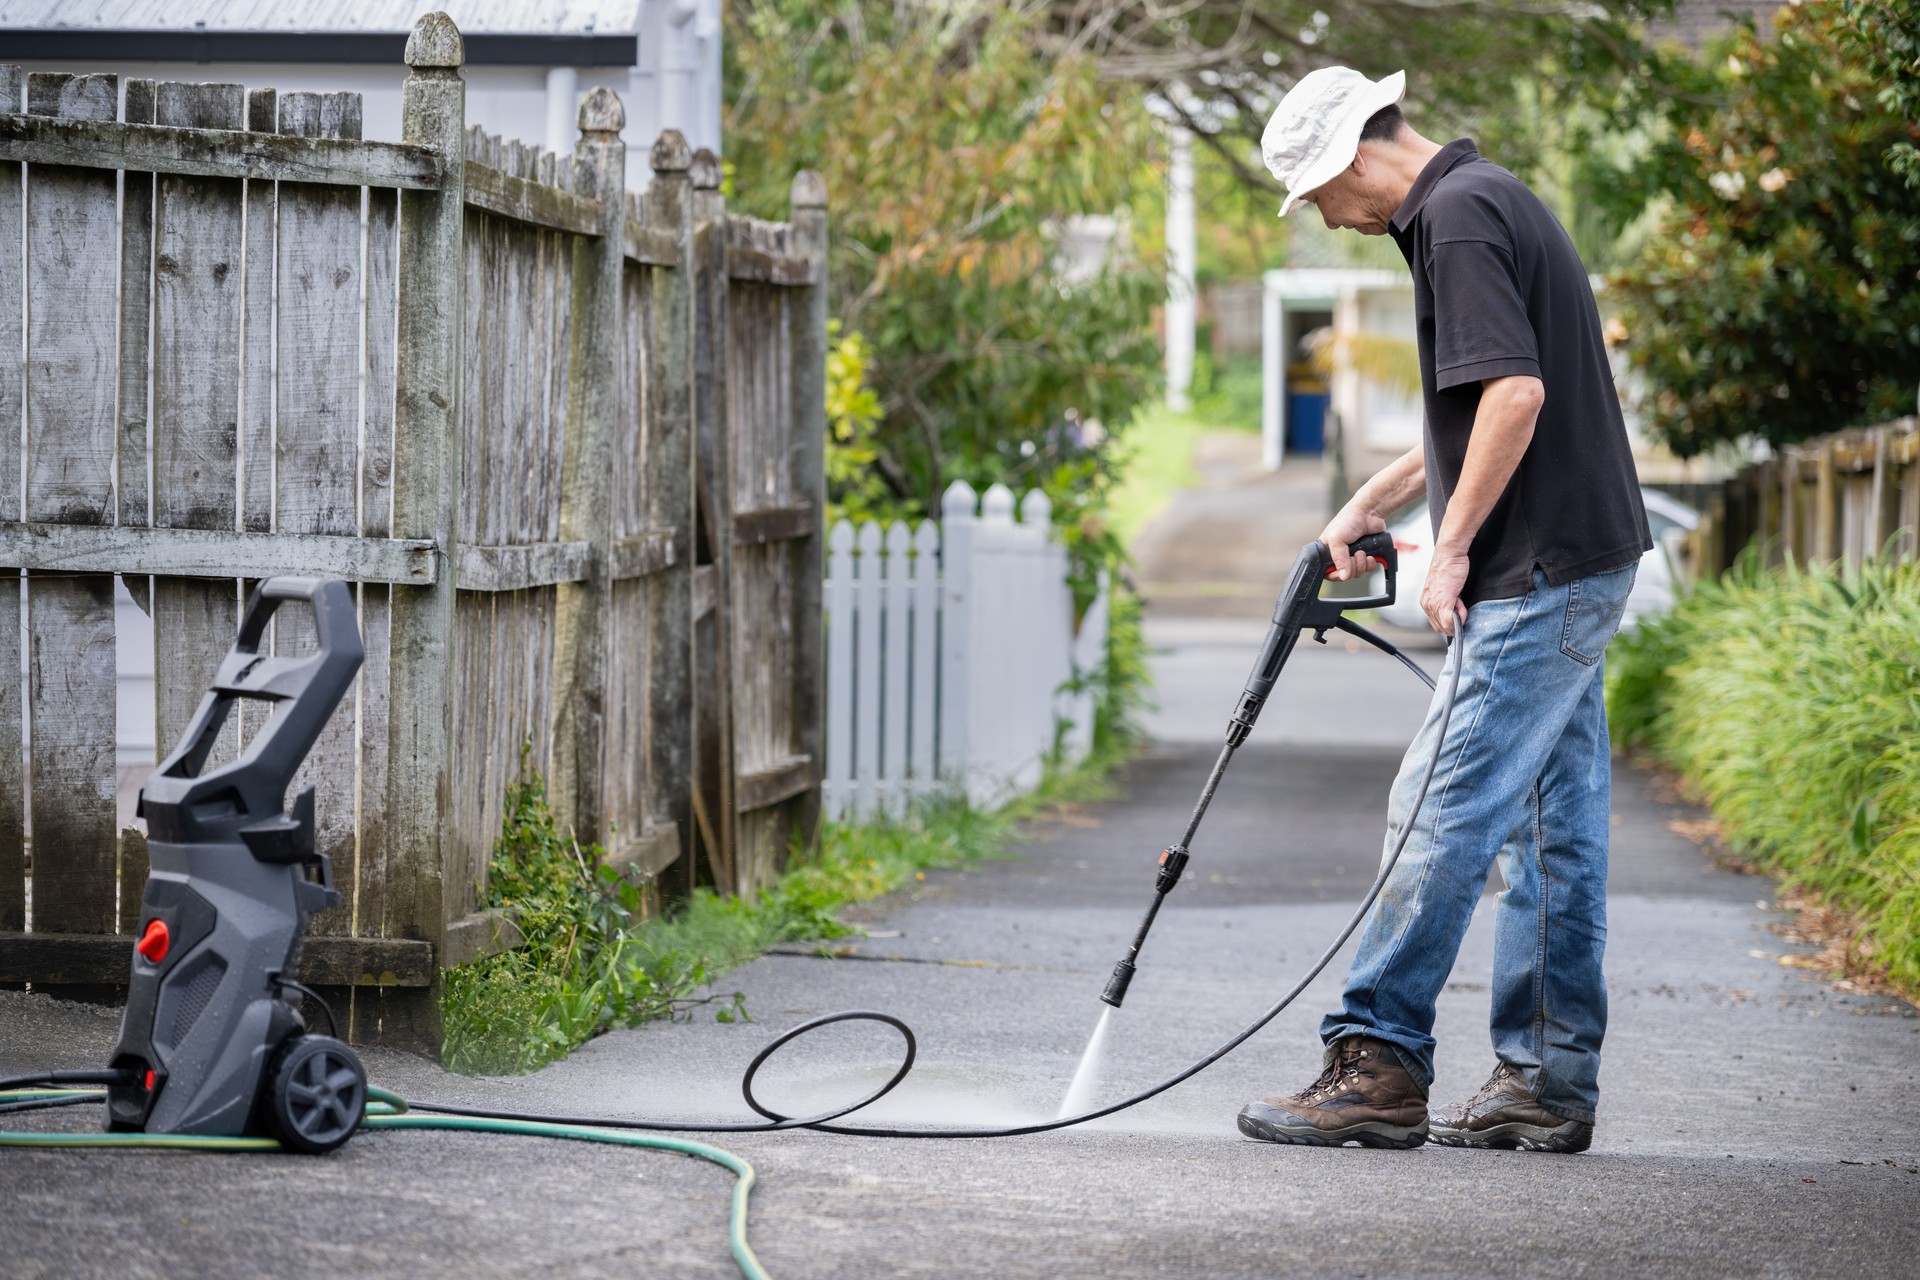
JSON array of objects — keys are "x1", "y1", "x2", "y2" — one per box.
[
  {"x1": 726, "y1": 1, "x2": 1164, "y2": 588},
  {"x1": 1028, "y1": 1, "x2": 1676, "y2": 193},
  {"x1": 1602, "y1": 2, "x2": 1920, "y2": 456}
]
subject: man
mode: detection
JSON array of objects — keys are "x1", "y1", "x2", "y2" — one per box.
[{"x1": 1235, "y1": 67, "x2": 1652, "y2": 1154}]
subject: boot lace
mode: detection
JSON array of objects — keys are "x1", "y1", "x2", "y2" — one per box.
[
  {"x1": 1292, "y1": 1042, "x2": 1372, "y2": 1104},
  {"x1": 1460, "y1": 1061, "x2": 1522, "y2": 1112}
]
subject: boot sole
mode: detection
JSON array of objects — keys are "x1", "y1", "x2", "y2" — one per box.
[
  {"x1": 1429, "y1": 1119, "x2": 1592, "y2": 1154},
  {"x1": 1237, "y1": 1103, "x2": 1428, "y2": 1150}
]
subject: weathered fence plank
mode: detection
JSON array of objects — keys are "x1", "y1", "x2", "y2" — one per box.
[
  {"x1": 356, "y1": 180, "x2": 399, "y2": 952},
  {"x1": 0, "y1": 576, "x2": 19, "y2": 934},
  {"x1": 0, "y1": 113, "x2": 443, "y2": 189},
  {"x1": 0, "y1": 67, "x2": 21, "y2": 935},
  {"x1": 150, "y1": 81, "x2": 246, "y2": 778},
  {"x1": 646, "y1": 132, "x2": 697, "y2": 892},
  {"x1": 0, "y1": 524, "x2": 433, "y2": 581},
  {"x1": 274, "y1": 90, "x2": 366, "y2": 939},
  {"x1": 852, "y1": 520, "x2": 881, "y2": 821},
  {"x1": 381, "y1": 15, "x2": 466, "y2": 1050},
  {"x1": 787, "y1": 173, "x2": 829, "y2": 855},
  {"x1": 689, "y1": 148, "x2": 735, "y2": 889},
  {"x1": 464, "y1": 160, "x2": 600, "y2": 235},
  {"x1": 117, "y1": 80, "x2": 155, "y2": 533},
  {"x1": 548, "y1": 89, "x2": 623, "y2": 851},
  {"x1": 239, "y1": 86, "x2": 276, "y2": 535},
  {"x1": 24, "y1": 73, "x2": 120, "y2": 973}
]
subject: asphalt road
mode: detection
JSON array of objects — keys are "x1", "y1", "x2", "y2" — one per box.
[{"x1": 4, "y1": 624, "x2": 1919, "y2": 1279}]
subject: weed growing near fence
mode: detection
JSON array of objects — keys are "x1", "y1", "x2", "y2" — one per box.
[
  {"x1": 441, "y1": 750, "x2": 1131, "y2": 1075},
  {"x1": 1606, "y1": 551, "x2": 1920, "y2": 994}
]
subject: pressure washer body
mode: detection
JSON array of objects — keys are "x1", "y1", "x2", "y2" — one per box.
[
  {"x1": 105, "y1": 577, "x2": 366, "y2": 1153},
  {"x1": 1102, "y1": 531, "x2": 1418, "y2": 1008}
]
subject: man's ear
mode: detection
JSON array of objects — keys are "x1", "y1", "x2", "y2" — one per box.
[{"x1": 1348, "y1": 147, "x2": 1370, "y2": 177}]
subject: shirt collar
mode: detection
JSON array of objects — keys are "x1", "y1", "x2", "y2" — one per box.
[{"x1": 1389, "y1": 138, "x2": 1481, "y2": 235}]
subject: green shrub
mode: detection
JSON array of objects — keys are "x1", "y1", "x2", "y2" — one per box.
[
  {"x1": 1606, "y1": 552, "x2": 1920, "y2": 989},
  {"x1": 441, "y1": 744, "x2": 1131, "y2": 1075}
]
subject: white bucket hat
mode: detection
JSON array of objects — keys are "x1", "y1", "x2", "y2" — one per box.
[{"x1": 1262, "y1": 67, "x2": 1407, "y2": 216}]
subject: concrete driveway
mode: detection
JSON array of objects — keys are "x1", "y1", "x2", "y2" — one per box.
[{"x1": 5, "y1": 621, "x2": 1917, "y2": 1279}]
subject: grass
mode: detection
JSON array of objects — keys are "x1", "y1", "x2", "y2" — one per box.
[
  {"x1": 440, "y1": 743, "x2": 1135, "y2": 1076},
  {"x1": 1606, "y1": 550, "x2": 1920, "y2": 995},
  {"x1": 1107, "y1": 357, "x2": 1269, "y2": 550},
  {"x1": 1107, "y1": 401, "x2": 1203, "y2": 548}
]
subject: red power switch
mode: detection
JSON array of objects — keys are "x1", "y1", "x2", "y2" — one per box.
[{"x1": 136, "y1": 918, "x2": 170, "y2": 964}]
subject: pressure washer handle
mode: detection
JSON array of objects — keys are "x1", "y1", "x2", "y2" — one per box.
[
  {"x1": 1320, "y1": 530, "x2": 1399, "y2": 609},
  {"x1": 1225, "y1": 533, "x2": 1402, "y2": 747},
  {"x1": 142, "y1": 577, "x2": 364, "y2": 846}
]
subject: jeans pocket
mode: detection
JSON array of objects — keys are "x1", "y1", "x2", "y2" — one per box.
[{"x1": 1560, "y1": 565, "x2": 1635, "y2": 665}]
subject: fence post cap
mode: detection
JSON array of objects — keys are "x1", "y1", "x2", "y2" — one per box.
[
  {"x1": 982, "y1": 483, "x2": 1015, "y2": 523},
  {"x1": 941, "y1": 480, "x2": 978, "y2": 519},
  {"x1": 1019, "y1": 489, "x2": 1052, "y2": 525},
  {"x1": 405, "y1": 12, "x2": 465, "y2": 68},
  {"x1": 791, "y1": 169, "x2": 827, "y2": 210},
  {"x1": 577, "y1": 86, "x2": 624, "y2": 135},
  {"x1": 651, "y1": 129, "x2": 692, "y2": 173},
  {"x1": 690, "y1": 147, "x2": 722, "y2": 190}
]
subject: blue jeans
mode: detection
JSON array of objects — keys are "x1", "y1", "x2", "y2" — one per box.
[{"x1": 1320, "y1": 563, "x2": 1635, "y2": 1123}]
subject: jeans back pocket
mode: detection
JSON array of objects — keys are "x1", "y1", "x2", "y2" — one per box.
[{"x1": 1560, "y1": 564, "x2": 1636, "y2": 666}]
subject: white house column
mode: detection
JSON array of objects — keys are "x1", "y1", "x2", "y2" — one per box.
[
  {"x1": 544, "y1": 66, "x2": 579, "y2": 157},
  {"x1": 661, "y1": 0, "x2": 700, "y2": 145},
  {"x1": 1165, "y1": 127, "x2": 1196, "y2": 412},
  {"x1": 1262, "y1": 272, "x2": 1285, "y2": 471}
]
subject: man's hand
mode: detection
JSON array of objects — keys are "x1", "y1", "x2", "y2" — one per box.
[
  {"x1": 1422, "y1": 546, "x2": 1470, "y2": 636},
  {"x1": 1319, "y1": 505, "x2": 1387, "y2": 581},
  {"x1": 1318, "y1": 444, "x2": 1425, "y2": 581}
]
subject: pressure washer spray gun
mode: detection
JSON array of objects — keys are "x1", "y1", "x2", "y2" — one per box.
[
  {"x1": 105, "y1": 577, "x2": 367, "y2": 1152},
  {"x1": 1102, "y1": 531, "x2": 1431, "y2": 1009}
]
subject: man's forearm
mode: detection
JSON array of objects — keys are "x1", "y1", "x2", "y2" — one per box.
[
  {"x1": 1434, "y1": 376, "x2": 1544, "y2": 555},
  {"x1": 1350, "y1": 444, "x2": 1426, "y2": 520}
]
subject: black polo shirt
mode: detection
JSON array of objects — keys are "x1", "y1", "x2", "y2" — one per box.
[{"x1": 1387, "y1": 139, "x2": 1650, "y2": 604}]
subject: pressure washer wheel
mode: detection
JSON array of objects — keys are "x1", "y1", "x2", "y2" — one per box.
[{"x1": 266, "y1": 1035, "x2": 366, "y2": 1154}]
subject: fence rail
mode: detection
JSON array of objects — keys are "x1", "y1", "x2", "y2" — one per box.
[
  {"x1": 823, "y1": 482, "x2": 1107, "y2": 821},
  {"x1": 0, "y1": 13, "x2": 827, "y2": 1052},
  {"x1": 1688, "y1": 417, "x2": 1920, "y2": 576}
]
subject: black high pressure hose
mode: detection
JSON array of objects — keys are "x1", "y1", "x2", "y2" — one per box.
[
  {"x1": 403, "y1": 616, "x2": 1465, "y2": 1140},
  {"x1": 4, "y1": 557, "x2": 1461, "y2": 1144}
]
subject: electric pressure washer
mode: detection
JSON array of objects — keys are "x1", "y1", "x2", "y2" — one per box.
[
  {"x1": 108, "y1": 576, "x2": 367, "y2": 1152},
  {"x1": 3, "y1": 535, "x2": 1459, "y2": 1280}
]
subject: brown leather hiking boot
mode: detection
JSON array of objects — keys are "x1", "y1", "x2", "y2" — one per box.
[
  {"x1": 1430, "y1": 1062, "x2": 1593, "y2": 1154},
  {"x1": 1237, "y1": 1036, "x2": 1428, "y2": 1148}
]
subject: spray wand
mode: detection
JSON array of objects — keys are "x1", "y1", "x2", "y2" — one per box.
[{"x1": 1101, "y1": 530, "x2": 1425, "y2": 1008}]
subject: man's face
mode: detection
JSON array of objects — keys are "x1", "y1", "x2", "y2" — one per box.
[{"x1": 1298, "y1": 161, "x2": 1388, "y2": 236}]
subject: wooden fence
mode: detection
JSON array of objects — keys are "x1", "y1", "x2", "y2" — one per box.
[
  {"x1": 1688, "y1": 417, "x2": 1920, "y2": 576},
  {"x1": 0, "y1": 13, "x2": 827, "y2": 1051},
  {"x1": 823, "y1": 483, "x2": 1108, "y2": 820}
]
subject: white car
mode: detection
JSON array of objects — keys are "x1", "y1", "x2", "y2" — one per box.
[{"x1": 1370, "y1": 489, "x2": 1699, "y2": 634}]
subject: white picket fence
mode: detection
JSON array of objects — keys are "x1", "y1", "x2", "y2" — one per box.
[{"x1": 824, "y1": 481, "x2": 1109, "y2": 820}]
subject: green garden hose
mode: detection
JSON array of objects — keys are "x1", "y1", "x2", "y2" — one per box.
[{"x1": 0, "y1": 1085, "x2": 771, "y2": 1280}]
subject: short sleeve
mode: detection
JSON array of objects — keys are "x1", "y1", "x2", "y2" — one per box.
[{"x1": 1427, "y1": 233, "x2": 1539, "y2": 392}]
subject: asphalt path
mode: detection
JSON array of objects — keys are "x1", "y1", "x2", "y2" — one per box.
[{"x1": 4, "y1": 621, "x2": 1918, "y2": 1279}]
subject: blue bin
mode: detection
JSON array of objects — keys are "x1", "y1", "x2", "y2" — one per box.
[{"x1": 1286, "y1": 392, "x2": 1327, "y2": 454}]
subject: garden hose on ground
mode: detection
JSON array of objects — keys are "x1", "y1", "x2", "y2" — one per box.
[
  {"x1": 0, "y1": 613, "x2": 1460, "y2": 1280},
  {"x1": 0, "y1": 1084, "x2": 771, "y2": 1280}
]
